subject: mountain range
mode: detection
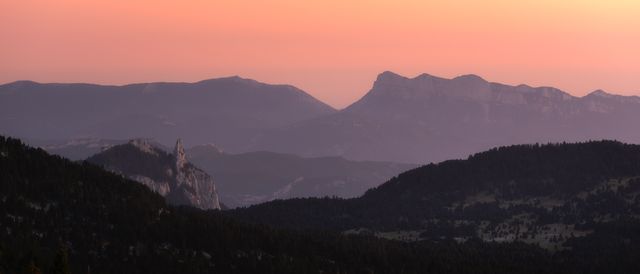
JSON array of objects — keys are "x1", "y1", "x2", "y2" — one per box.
[
  {"x1": 2, "y1": 72, "x2": 639, "y2": 164},
  {"x1": 248, "y1": 72, "x2": 640, "y2": 163},
  {"x1": 0, "y1": 76, "x2": 335, "y2": 148}
]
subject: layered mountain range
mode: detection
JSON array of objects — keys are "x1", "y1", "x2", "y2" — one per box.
[
  {"x1": 2, "y1": 72, "x2": 640, "y2": 273},
  {"x1": 2, "y1": 72, "x2": 639, "y2": 164},
  {"x1": 249, "y1": 72, "x2": 640, "y2": 163}
]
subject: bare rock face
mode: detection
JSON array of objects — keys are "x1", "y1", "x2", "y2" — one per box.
[
  {"x1": 173, "y1": 139, "x2": 220, "y2": 210},
  {"x1": 86, "y1": 138, "x2": 221, "y2": 210},
  {"x1": 174, "y1": 138, "x2": 187, "y2": 170}
]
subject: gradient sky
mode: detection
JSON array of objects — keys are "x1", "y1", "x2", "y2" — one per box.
[{"x1": 2, "y1": 0, "x2": 639, "y2": 108}]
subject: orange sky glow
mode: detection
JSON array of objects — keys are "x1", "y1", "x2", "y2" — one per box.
[{"x1": 1, "y1": 0, "x2": 639, "y2": 108}]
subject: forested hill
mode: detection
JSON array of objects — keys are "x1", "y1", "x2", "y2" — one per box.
[
  {"x1": 232, "y1": 141, "x2": 640, "y2": 259},
  {"x1": 1, "y1": 135, "x2": 588, "y2": 274},
  {"x1": 365, "y1": 140, "x2": 640, "y2": 200}
]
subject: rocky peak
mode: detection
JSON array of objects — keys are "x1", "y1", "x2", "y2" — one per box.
[
  {"x1": 364, "y1": 71, "x2": 433, "y2": 101},
  {"x1": 174, "y1": 138, "x2": 187, "y2": 170},
  {"x1": 376, "y1": 71, "x2": 405, "y2": 81},
  {"x1": 172, "y1": 138, "x2": 221, "y2": 210},
  {"x1": 372, "y1": 71, "x2": 409, "y2": 88}
]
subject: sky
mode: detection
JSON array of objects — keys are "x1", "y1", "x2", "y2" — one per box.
[{"x1": 1, "y1": 0, "x2": 639, "y2": 108}]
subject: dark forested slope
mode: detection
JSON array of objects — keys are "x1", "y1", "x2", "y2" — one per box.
[
  {"x1": 0, "y1": 136, "x2": 581, "y2": 274},
  {"x1": 232, "y1": 141, "x2": 640, "y2": 261}
]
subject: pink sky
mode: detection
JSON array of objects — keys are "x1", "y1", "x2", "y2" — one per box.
[{"x1": 2, "y1": 0, "x2": 639, "y2": 108}]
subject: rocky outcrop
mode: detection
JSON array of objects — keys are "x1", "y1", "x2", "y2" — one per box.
[
  {"x1": 86, "y1": 138, "x2": 221, "y2": 210},
  {"x1": 173, "y1": 139, "x2": 221, "y2": 209},
  {"x1": 174, "y1": 138, "x2": 188, "y2": 170}
]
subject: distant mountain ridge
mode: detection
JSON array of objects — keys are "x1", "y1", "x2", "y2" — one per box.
[
  {"x1": 248, "y1": 71, "x2": 640, "y2": 163},
  {"x1": 3, "y1": 72, "x2": 640, "y2": 164},
  {"x1": 0, "y1": 76, "x2": 335, "y2": 148}
]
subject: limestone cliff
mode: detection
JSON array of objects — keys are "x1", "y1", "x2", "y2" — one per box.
[{"x1": 87, "y1": 138, "x2": 221, "y2": 210}]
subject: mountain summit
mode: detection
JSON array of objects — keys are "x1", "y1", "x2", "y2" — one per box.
[{"x1": 174, "y1": 138, "x2": 188, "y2": 170}]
